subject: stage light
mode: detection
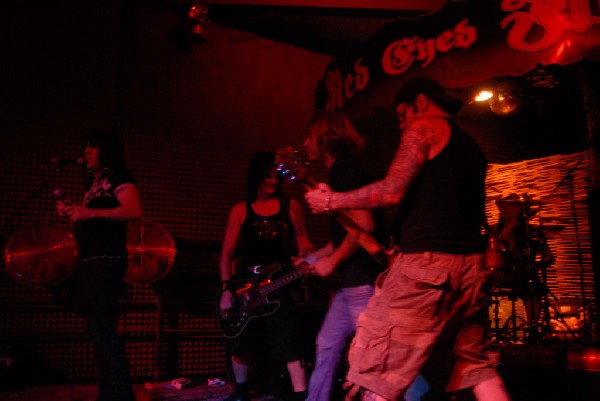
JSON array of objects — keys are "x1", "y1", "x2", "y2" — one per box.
[
  {"x1": 188, "y1": 0, "x2": 209, "y2": 43},
  {"x1": 474, "y1": 90, "x2": 493, "y2": 102}
]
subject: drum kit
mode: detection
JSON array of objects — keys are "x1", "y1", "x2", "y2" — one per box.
[{"x1": 484, "y1": 192, "x2": 553, "y2": 344}]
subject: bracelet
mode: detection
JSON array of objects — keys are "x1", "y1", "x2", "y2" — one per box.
[
  {"x1": 221, "y1": 280, "x2": 233, "y2": 290},
  {"x1": 324, "y1": 192, "x2": 333, "y2": 212}
]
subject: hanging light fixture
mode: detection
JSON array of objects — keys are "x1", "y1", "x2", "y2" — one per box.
[
  {"x1": 488, "y1": 78, "x2": 525, "y2": 116},
  {"x1": 188, "y1": 0, "x2": 209, "y2": 43}
]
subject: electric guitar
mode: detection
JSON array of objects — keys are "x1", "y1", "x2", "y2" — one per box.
[
  {"x1": 216, "y1": 263, "x2": 303, "y2": 338},
  {"x1": 276, "y1": 146, "x2": 390, "y2": 266}
]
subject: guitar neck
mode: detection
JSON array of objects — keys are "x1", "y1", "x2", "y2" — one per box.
[{"x1": 259, "y1": 270, "x2": 303, "y2": 296}]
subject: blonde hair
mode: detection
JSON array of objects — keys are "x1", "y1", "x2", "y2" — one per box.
[{"x1": 307, "y1": 110, "x2": 365, "y2": 159}]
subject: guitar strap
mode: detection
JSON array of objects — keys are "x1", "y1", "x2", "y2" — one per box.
[
  {"x1": 329, "y1": 206, "x2": 389, "y2": 267},
  {"x1": 276, "y1": 147, "x2": 389, "y2": 266}
]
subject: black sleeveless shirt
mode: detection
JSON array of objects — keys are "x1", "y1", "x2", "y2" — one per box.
[
  {"x1": 393, "y1": 120, "x2": 487, "y2": 254},
  {"x1": 236, "y1": 197, "x2": 296, "y2": 280}
]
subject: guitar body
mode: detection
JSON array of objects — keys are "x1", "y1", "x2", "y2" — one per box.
[{"x1": 217, "y1": 263, "x2": 302, "y2": 338}]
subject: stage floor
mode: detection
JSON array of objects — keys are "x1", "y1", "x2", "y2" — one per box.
[
  {"x1": 0, "y1": 381, "x2": 285, "y2": 401},
  {"x1": 1, "y1": 343, "x2": 600, "y2": 401}
]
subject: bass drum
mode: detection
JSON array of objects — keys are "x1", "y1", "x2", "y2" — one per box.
[
  {"x1": 3, "y1": 225, "x2": 78, "y2": 286},
  {"x1": 125, "y1": 220, "x2": 176, "y2": 284}
]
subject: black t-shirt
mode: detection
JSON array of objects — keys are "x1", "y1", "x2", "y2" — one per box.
[
  {"x1": 73, "y1": 169, "x2": 136, "y2": 260},
  {"x1": 329, "y1": 157, "x2": 387, "y2": 288}
]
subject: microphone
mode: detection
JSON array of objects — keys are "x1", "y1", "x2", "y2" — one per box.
[{"x1": 50, "y1": 157, "x2": 86, "y2": 169}]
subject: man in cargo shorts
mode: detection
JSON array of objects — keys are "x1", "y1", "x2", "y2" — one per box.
[{"x1": 305, "y1": 78, "x2": 511, "y2": 401}]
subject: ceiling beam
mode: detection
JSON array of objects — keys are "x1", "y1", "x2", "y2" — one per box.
[{"x1": 210, "y1": 0, "x2": 446, "y2": 11}]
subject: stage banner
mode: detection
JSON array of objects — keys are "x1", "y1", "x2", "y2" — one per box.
[{"x1": 316, "y1": 0, "x2": 600, "y2": 117}]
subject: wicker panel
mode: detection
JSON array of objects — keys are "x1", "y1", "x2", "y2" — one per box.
[{"x1": 486, "y1": 152, "x2": 595, "y2": 319}]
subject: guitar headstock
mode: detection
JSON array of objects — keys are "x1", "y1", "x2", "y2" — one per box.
[{"x1": 275, "y1": 146, "x2": 310, "y2": 184}]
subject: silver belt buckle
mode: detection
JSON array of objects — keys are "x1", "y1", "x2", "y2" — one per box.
[{"x1": 247, "y1": 264, "x2": 262, "y2": 274}]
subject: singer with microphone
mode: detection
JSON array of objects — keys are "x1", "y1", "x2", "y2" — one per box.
[{"x1": 56, "y1": 129, "x2": 142, "y2": 401}]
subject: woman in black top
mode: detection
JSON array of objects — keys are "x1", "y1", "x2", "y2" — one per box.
[
  {"x1": 57, "y1": 130, "x2": 142, "y2": 401},
  {"x1": 219, "y1": 151, "x2": 313, "y2": 401}
]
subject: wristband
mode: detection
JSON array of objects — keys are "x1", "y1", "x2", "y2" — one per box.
[{"x1": 221, "y1": 280, "x2": 233, "y2": 291}]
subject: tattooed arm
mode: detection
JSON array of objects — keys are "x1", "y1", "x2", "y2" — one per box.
[{"x1": 306, "y1": 118, "x2": 449, "y2": 212}]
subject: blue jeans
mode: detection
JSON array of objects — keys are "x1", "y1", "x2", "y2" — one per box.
[
  {"x1": 307, "y1": 285, "x2": 429, "y2": 401},
  {"x1": 307, "y1": 285, "x2": 374, "y2": 401}
]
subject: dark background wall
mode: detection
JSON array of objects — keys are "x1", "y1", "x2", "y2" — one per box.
[
  {"x1": 0, "y1": 0, "x2": 596, "y2": 387},
  {"x1": 1, "y1": 0, "x2": 332, "y2": 384}
]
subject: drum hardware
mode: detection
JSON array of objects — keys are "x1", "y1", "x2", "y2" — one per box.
[
  {"x1": 487, "y1": 190, "x2": 559, "y2": 345},
  {"x1": 547, "y1": 297, "x2": 586, "y2": 341},
  {"x1": 489, "y1": 288, "x2": 528, "y2": 344}
]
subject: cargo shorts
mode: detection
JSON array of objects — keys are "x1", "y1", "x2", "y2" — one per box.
[{"x1": 346, "y1": 252, "x2": 501, "y2": 400}]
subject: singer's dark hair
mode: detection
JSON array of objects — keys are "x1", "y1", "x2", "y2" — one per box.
[{"x1": 84, "y1": 129, "x2": 127, "y2": 172}]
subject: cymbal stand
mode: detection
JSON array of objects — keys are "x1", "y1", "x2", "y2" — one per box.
[
  {"x1": 521, "y1": 201, "x2": 544, "y2": 343},
  {"x1": 490, "y1": 294, "x2": 502, "y2": 343},
  {"x1": 508, "y1": 292, "x2": 520, "y2": 343},
  {"x1": 0, "y1": 160, "x2": 84, "y2": 241},
  {"x1": 490, "y1": 292, "x2": 513, "y2": 343},
  {"x1": 0, "y1": 161, "x2": 76, "y2": 236},
  {"x1": 532, "y1": 202, "x2": 554, "y2": 340},
  {"x1": 549, "y1": 158, "x2": 589, "y2": 342},
  {"x1": 0, "y1": 175, "x2": 52, "y2": 239},
  {"x1": 0, "y1": 161, "x2": 81, "y2": 401}
]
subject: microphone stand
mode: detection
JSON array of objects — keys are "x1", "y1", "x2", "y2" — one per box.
[
  {"x1": 0, "y1": 160, "x2": 83, "y2": 401},
  {"x1": 0, "y1": 176, "x2": 52, "y2": 236},
  {"x1": 548, "y1": 158, "x2": 589, "y2": 342},
  {"x1": 0, "y1": 161, "x2": 80, "y2": 235}
]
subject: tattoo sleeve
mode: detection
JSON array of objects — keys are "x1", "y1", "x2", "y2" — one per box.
[{"x1": 332, "y1": 124, "x2": 429, "y2": 210}]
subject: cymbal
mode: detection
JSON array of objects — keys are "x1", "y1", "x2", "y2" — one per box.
[
  {"x1": 3, "y1": 225, "x2": 78, "y2": 286},
  {"x1": 494, "y1": 198, "x2": 542, "y2": 207},
  {"x1": 125, "y1": 220, "x2": 176, "y2": 284},
  {"x1": 491, "y1": 191, "x2": 542, "y2": 207}
]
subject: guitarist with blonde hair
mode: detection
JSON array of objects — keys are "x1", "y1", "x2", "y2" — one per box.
[
  {"x1": 294, "y1": 110, "x2": 390, "y2": 401},
  {"x1": 219, "y1": 151, "x2": 314, "y2": 401}
]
